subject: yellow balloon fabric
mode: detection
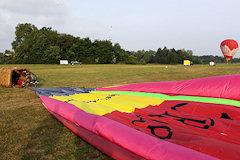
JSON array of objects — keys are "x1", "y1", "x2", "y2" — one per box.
[{"x1": 51, "y1": 92, "x2": 164, "y2": 115}]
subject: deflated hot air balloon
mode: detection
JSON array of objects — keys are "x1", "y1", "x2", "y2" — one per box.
[
  {"x1": 32, "y1": 74, "x2": 240, "y2": 160},
  {"x1": 220, "y1": 39, "x2": 238, "y2": 62}
]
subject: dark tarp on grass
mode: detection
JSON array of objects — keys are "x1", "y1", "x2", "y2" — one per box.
[{"x1": 32, "y1": 87, "x2": 95, "y2": 97}]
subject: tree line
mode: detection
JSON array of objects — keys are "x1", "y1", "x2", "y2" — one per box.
[{"x1": 1, "y1": 23, "x2": 240, "y2": 64}]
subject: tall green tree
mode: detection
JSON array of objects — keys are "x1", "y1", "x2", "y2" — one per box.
[
  {"x1": 43, "y1": 46, "x2": 61, "y2": 64},
  {"x1": 11, "y1": 23, "x2": 38, "y2": 63},
  {"x1": 113, "y1": 43, "x2": 128, "y2": 63},
  {"x1": 93, "y1": 40, "x2": 114, "y2": 64}
]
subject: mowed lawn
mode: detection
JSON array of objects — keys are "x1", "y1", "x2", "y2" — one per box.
[{"x1": 1, "y1": 63, "x2": 240, "y2": 160}]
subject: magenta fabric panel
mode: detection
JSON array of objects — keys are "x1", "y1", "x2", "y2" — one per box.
[
  {"x1": 51, "y1": 112, "x2": 144, "y2": 160},
  {"x1": 96, "y1": 74, "x2": 240, "y2": 100},
  {"x1": 40, "y1": 95, "x2": 218, "y2": 160}
]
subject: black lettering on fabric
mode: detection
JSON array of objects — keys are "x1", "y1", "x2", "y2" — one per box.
[
  {"x1": 150, "y1": 119, "x2": 168, "y2": 124},
  {"x1": 84, "y1": 94, "x2": 117, "y2": 103},
  {"x1": 220, "y1": 113, "x2": 232, "y2": 120},
  {"x1": 149, "y1": 111, "x2": 215, "y2": 129},
  {"x1": 171, "y1": 103, "x2": 188, "y2": 111},
  {"x1": 131, "y1": 103, "x2": 215, "y2": 140},
  {"x1": 132, "y1": 115, "x2": 145, "y2": 125},
  {"x1": 147, "y1": 125, "x2": 173, "y2": 139}
]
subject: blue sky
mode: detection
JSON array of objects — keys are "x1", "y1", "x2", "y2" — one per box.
[{"x1": 1, "y1": 0, "x2": 240, "y2": 57}]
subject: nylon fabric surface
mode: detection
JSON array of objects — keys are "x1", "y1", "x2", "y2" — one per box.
[{"x1": 35, "y1": 74, "x2": 240, "y2": 160}]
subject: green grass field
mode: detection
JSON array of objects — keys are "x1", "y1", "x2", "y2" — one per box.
[{"x1": 1, "y1": 64, "x2": 240, "y2": 160}]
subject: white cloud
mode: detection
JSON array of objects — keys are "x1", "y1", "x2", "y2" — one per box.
[
  {"x1": 0, "y1": 12, "x2": 16, "y2": 51},
  {"x1": 0, "y1": 0, "x2": 67, "y2": 16},
  {"x1": 0, "y1": 0, "x2": 69, "y2": 52},
  {"x1": 0, "y1": 14, "x2": 13, "y2": 39},
  {"x1": 0, "y1": 0, "x2": 69, "y2": 27}
]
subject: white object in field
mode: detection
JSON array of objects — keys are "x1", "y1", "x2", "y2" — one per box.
[
  {"x1": 165, "y1": 66, "x2": 168, "y2": 68},
  {"x1": 209, "y1": 62, "x2": 216, "y2": 66},
  {"x1": 60, "y1": 60, "x2": 68, "y2": 65}
]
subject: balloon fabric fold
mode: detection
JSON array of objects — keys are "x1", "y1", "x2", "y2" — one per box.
[{"x1": 36, "y1": 74, "x2": 240, "y2": 160}]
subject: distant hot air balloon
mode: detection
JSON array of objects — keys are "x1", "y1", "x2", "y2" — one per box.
[{"x1": 220, "y1": 39, "x2": 238, "y2": 62}]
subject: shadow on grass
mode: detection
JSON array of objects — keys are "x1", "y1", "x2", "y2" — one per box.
[
  {"x1": 21, "y1": 116, "x2": 65, "y2": 160},
  {"x1": 20, "y1": 114, "x2": 111, "y2": 160},
  {"x1": 73, "y1": 128, "x2": 112, "y2": 160}
]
